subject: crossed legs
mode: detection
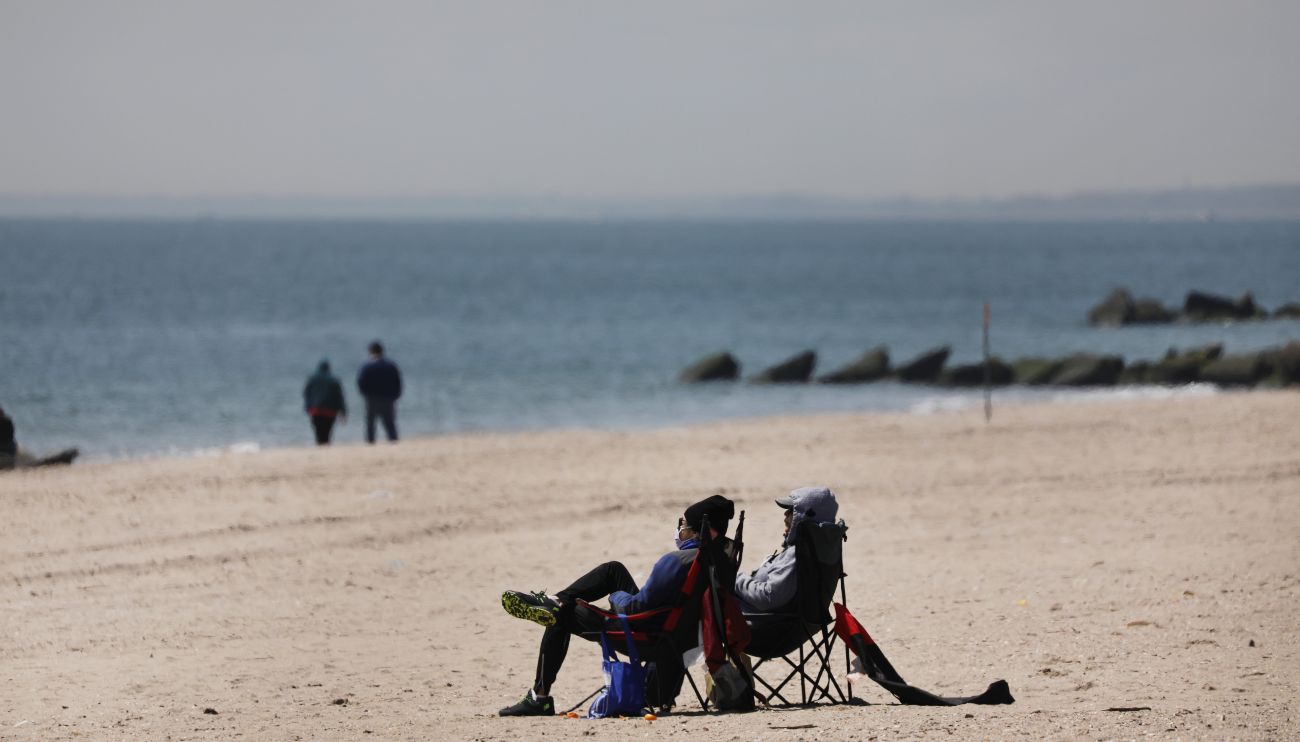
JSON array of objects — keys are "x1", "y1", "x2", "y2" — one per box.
[{"x1": 532, "y1": 561, "x2": 639, "y2": 695}]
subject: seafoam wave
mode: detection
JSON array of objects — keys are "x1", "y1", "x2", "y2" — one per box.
[
  {"x1": 909, "y1": 383, "x2": 1221, "y2": 415},
  {"x1": 1047, "y1": 383, "x2": 1221, "y2": 404},
  {"x1": 183, "y1": 441, "x2": 263, "y2": 458},
  {"x1": 909, "y1": 394, "x2": 986, "y2": 415}
]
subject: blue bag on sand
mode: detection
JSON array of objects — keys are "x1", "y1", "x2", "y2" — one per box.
[{"x1": 586, "y1": 614, "x2": 647, "y2": 718}]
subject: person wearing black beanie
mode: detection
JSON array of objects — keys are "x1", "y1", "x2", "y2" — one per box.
[
  {"x1": 683, "y1": 494, "x2": 734, "y2": 535},
  {"x1": 497, "y1": 494, "x2": 736, "y2": 717}
]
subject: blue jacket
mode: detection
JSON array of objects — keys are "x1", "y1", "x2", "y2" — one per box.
[
  {"x1": 609, "y1": 538, "x2": 699, "y2": 616},
  {"x1": 357, "y1": 357, "x2": 402, "y2": 401}
]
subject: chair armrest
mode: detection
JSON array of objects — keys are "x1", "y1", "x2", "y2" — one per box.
[{"x1": 575, "y1": 599, "x2": 672, "y2": 623}]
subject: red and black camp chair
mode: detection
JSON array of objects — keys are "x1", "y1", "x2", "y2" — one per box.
[
  {"x1": 742, "y1": 517, "x2": 854, "y2": 707},
  {"x1": 572, "y1": 518, "x2": 740, "y2": 713},
  {"x1": 739, "y1": 519, "x2": 1016, "y2": 709}
]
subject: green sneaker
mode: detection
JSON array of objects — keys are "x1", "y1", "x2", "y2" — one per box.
[
  {"x1": 498, "y1": 692, "x2": 555, "y2": 717},
  {"x1": 501, "y1": 590, "x2": 561, "y2": 627}
]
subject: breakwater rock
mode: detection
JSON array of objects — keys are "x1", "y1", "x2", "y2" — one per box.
[
  {"x1": 896, "y1": 346, "x2": 951, "y2": 383},
  {"x1": 1086, "y1": 288, "x2": 1296, "y2": 326},
  {"x1": 751, "y1": 350, "x2": 817, "y2": 383},
  {"x1": 678, "y1": 341, "x2": 1300, "y2": 389},
  {"x1": 678, "y1": 352, "x2": 740, "y2": 382},
  {"x1": 819, "y1": 346, "x2": 890, "y2": 384}
]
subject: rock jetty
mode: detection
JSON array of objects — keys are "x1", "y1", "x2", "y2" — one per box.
[
  {"x1": 678, "y1": 340, "x2": 1300, "y2": 390},
  {"x1": 1086, "y1": 288, "x2": 1295, "y2": 326}
]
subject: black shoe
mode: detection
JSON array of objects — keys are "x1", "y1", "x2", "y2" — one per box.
[
  {"x1": 498, "y1": 693, "x2": 555, "y2": 717},
  {"x1": 501, "y1": 590, "x2": 561, "y2": 627}
]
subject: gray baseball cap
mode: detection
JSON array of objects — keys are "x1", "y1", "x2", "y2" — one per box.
[{"x1": 775, "y1": 486, "x2": 839, "y2": 523}]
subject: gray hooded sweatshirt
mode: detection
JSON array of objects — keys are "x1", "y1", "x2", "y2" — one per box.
[{"x1": 733, "y1": 486, "x2": 839, "y2": 613}]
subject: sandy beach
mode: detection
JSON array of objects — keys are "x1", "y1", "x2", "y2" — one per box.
[{"x1": 3, "y1": 391, "x2": 1297, "y2": 740}]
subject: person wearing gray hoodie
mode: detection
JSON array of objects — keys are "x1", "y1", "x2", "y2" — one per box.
[{"x1": 733, "y1": 486, "x2": 839, "y2": 614}]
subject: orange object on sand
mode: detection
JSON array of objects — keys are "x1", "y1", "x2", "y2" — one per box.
[{"x1": 644, "y1": 713, "x2": 657, "y2": 721}]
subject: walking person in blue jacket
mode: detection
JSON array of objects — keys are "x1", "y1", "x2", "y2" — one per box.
[
  {"x1": 497, "y1": 495, "x2": 735, "y2": 716},
  {"x1": 356, "y1": 341, "x2": 402, "y2": 444}
]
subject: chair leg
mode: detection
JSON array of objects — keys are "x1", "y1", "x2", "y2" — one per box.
[
  {"x1": 840, "y1": 575, "x2": 855, "y2": 704},
  {"x1": 764, "y1": 660, "x2": 795, "y2": 706},
  {"x1": 804, "y1": 629, "x2": 847, "y2": 702},
  {"x1": 682, "y1": 665, "x2": 710, "y2": 713},
  {"x1": 749, "y1": 619, "x2": 856, "y2": 707},
  {"x1": 756, "y1": 628, "x2": 849, "y2": 706},
  {"x1": 799, "y1": 644, "x2": 807, "y2": 705},
  {"x1": 748, "y1": 655, "x2": 787, "y2": 705},
  {"x1": 755, "y1": 656, "x2": 800, "y2": 705},
  {"x1": 661, "y1": 636, "x2": 712, "y2": 714},
  {"x1": 843, "y1": 628, "x2": 855, "y2": 703},
  {"x1": 804, "y1": 629, "x2": 848, "y2": 703}
]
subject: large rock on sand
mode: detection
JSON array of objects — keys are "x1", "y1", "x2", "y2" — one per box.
[
  {"x1": 895, "y1": 346, "x2": 950, "y2": 383},
  {"x1": 1146, "y1": 356, "x2": 1202, "y2": 385},
  {"x1": 1168, "y1": 343, "x2": 1224, "y2": 365},
  {"x1": 1143, "y1": 343, "x2": 1224, "y2": 385},
  {"x1": 1119, "y1": 361, "x2": 1151, "y2": 385},
  {"x1": 678, "y1": 352, "x2": 740, "y2": 382},
  {"x1": 1199, "y1": 351, "x2": 1273, "y2": 386},
  {"x1": 751, "y1": 350, "x2": 816, "y2": 383},
  {"x1": 819, "y1": 346, "x2": 890, "y2": 383},
  {"x1": 1275, "y1": 341, "x2": 1300, "y2": 385},
  {"x1": 1050, "y1": 354, "x2": 1125, "y2": 386},
  {"x1": 8, "y1": 447, "x2": 79, "y2": 469},
  {"x1": 938, "y1": 358, "x2": 1014, "y2": 387},
  {"x1": 1013, "y1": 357, "x2": 1064, "y2": 386}
]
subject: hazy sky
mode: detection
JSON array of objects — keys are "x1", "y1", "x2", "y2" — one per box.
[{"x1": 2, "y1": 1, "x2": 1298, "y2": 202}]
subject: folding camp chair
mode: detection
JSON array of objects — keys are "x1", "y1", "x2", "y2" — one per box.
[
  {"x1": 573, "y1": 517, "x2": 738, "y2": 714},
  {"x1": 743, "y1": 517, "x2": 854, "y2": 706}
]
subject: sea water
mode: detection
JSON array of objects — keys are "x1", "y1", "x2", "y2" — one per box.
[{"x1": 1, "y1": 219, "x2": 1297, "y2": 460}]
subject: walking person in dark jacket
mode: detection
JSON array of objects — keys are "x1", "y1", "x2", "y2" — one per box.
[
  {"x1": 303, "y1": 360, "x2": 347, "y2": 445},
  {"x1": 0, "y1": 406, "x2": 17, "y2": 470},
  {"x1": 356, "y1": 341, "x2": 402, "y2": 444}
]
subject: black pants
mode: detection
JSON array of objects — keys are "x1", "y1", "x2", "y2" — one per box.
[
  {"x1": 533, "y1": 561, "x2": 639, "y2": 695},
  {"x1": 364, "y1": 397, "x2": 398, "y2": 443},
  {"x1": 310, "y1": 415, "x2": 337, "y2": 445}
]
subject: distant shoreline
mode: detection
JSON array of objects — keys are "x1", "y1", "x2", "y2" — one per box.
[
  {"x1": 38, "y1": 382, "x2": 1233, "y2": 467},
  {"x1": 3, "y1": 182, "x2": 1300, "y2": 221}
]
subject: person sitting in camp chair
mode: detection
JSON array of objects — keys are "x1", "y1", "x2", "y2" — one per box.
[
  {"x1": 733, "y1": 486, "x2": 840, "y2": 654},
  {"x1": 497, "y1": 494, "x2": 735, "y2": 717},
  {"x1": 735, "y1": 486, "x2": 1015, "y2": 708},
  {"x1": 733, "y1": 486, "x2": 838, "y2": 613}
]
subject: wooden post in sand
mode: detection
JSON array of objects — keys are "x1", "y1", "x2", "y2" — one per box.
[{"x1": 983, "y1": 302, "x2": 992, "y2": 423}]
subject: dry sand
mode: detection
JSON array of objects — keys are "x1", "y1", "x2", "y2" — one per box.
[{"x1": 3, "y1": 391, "x2": 1298, "y2": 740}]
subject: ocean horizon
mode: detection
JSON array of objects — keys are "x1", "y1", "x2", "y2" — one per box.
[{"x1": 2, "y1": 218, "x2": 1297, "y2": 462}]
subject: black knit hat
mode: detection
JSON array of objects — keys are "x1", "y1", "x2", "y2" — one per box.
[{"x1": 684, "y1": 494, "x2": 735, "y2": 535}]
